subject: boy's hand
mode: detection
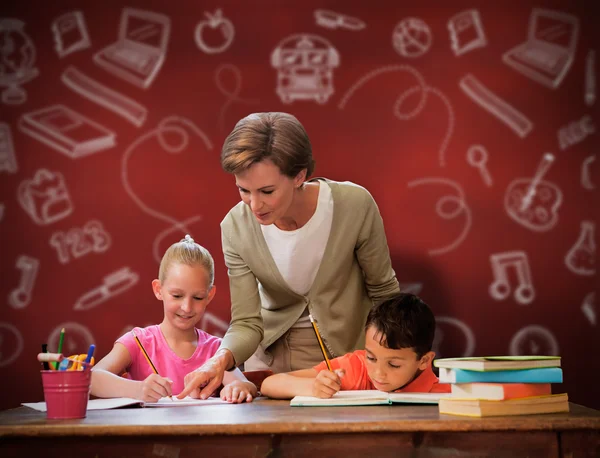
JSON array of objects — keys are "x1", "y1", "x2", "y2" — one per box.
[
  {"x1": 220, "y1": 380, "x2": 257, "y2": 403},
  {"x1": 137, "y1": 374, "x2": 173, "y2": 402},
  {"x1": 312, "y1": 369, "x2": 345, "y2": 398}
]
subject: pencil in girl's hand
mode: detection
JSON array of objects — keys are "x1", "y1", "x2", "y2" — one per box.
[
  {"x1": 309, "y1": 314, "x2": 332, "y2": 371},
  {"x1": 132, "y1": 330, "x2": 172, "y2": 400}
]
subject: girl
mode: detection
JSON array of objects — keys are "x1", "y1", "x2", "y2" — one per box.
[{"x1": 91, "y1": 235, "x2": 257, "y2": 403}]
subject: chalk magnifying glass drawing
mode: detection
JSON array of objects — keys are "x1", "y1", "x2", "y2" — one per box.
[{"x1": 407, "y1": 177, "x2": 472, "y2": 256}]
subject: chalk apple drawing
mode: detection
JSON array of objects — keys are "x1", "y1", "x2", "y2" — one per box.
[{"x1": 194, "y1": 10, "x2": 235, "y2": 54}]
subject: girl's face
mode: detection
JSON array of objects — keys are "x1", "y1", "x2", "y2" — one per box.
[
  {"x1": 234, "y1": 159, "x2": 305, "y2": 226},
  {"x1": 152, "y1": 263, "x2": 216, "y2": 331}
]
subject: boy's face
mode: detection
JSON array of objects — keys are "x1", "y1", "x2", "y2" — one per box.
[{"x1": 364, "y1": 326, "x2": 434, "y2": 392}]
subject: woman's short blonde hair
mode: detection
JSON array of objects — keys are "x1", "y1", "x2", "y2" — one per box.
[
  {"x1": 221, "y1": 112, "x2": 315, "y2": 178},
  {"x1": 158, "y1": 235, "x2": 214, "y2": 286}
]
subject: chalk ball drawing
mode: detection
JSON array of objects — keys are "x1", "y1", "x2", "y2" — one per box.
[
  {"x1": 432, "y1": 317, "x2": 476, "y2": 358},
  {"x1": 509, "y1": 325, "x2": 559, "y2": 356},
  {"x1": 392, "y1": 18, "x2": 432, "y2": 58},
  {"x1": 0, "y1": 323, "x2": 24, "y2": 368}
]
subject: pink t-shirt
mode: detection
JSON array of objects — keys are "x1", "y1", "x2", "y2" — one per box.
[{"x1": 117, "y1": 325, "x2": 221, "y2": 395}]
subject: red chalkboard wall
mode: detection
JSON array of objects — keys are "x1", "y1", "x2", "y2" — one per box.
[{"x1": 0, "y1": 0, "x2": 598, "y2": 411}]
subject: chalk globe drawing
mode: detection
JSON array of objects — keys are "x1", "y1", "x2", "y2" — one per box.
[
  {"x1": 0, "y1": 322, "x2": 24, "y2": 368},
  {"x1": 392, "y1": 18, "x2": 432, "y2": 58}
]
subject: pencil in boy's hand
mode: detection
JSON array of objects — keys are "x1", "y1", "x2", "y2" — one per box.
[
  {"x1": 309, "y1": 314, "x2": 332, "y2": 371},
  {"x1": 132, "y1": 330, "x2": 172, "y2": 400}
]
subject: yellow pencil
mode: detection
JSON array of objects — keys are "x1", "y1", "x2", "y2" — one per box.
[
  {"x1": 132, "y1": 330, "x2": 172, "y2": 400},
  {"x1": 309, "y1": 314, "x2": 332, "y2": 371}
]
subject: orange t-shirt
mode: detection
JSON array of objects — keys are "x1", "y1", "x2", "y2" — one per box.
[{"x1": 313, "y1": 350, "x2": 451, "y2": 393}]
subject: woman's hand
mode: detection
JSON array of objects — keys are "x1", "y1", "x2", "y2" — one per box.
[
  {"x1": 137, "y1": 374, "x2": 173, "y2": 402},
  {"x1": 220, "y1": 380, "x2": 257, "y2": 403},
  {"x1": 177, "y1": 349, "x2": 233, "y2": 400},
  {"x1": 312, "y1": 369, "x2": 345, "y2": 398}
]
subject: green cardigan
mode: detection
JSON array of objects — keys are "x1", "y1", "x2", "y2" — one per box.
[{"x1": 219, "y1": 178, "x2": 400, "y2": 366}]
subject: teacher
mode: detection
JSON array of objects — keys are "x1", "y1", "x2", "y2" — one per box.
[{"x1": 179, "y1": 112, "x2": 400, "y2": 399}]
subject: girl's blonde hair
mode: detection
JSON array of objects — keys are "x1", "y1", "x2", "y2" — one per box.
[{"x1": 158, "y1": 235, "x2": 214, "y2": 286}]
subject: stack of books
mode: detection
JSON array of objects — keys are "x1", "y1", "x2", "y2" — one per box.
[{"x1": 434, "y1": 356, "x2": 569, "y2": 417}]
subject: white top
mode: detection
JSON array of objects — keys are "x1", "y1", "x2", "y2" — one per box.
[{"x1": 262, "y1": 181, "x2": 333, "y2": 327}]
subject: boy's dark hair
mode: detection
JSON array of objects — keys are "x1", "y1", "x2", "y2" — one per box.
[{"x1": 365, "y1": 293, "x2": 435, "y2": 359}]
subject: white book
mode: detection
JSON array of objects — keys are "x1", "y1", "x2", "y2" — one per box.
[{"x1": 290, "y1": 390, "x2": 451, "y2": 407}]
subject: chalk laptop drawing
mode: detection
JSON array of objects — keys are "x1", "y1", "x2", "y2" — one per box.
[
  {"x1": 502, "y1": 8, "x2": 579, "y2": 89},
  {"x1": 93, "y1": 8, "x2": 170, "y2": 89}
]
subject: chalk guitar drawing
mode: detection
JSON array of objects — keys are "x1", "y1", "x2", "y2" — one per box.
[
  {"x1": 460, "y1": 73, "x2": 533, "y2": 138},
  {"x1": 392, "y1": 18, "x2": 432, "y2": 58},
  {"x1": 509, "y1": 325, "x2": 559, "y2": 356},
  {"x1": 489, "y1": 251, "x2": 535, "y2": 305},
  {"x1": 581, "y1": 155, "x2": 596, "y2": 190},
  {"x1": 17, "y1": 169, "x2": 73, "y2": 226},
  {"x1": 51, "y1": 11, "x2": 91, "y2": 58},
  {"x1": 432, "y1": 317, "x2": 476, "y2": 358},
  {"x1": 314, "y1": 9, "x2": 366, "y2": 31},
  {"x1": 194, "y1": 9, "x2": 235, "y2": 54},
  {"x1": 93, "y1": 8, "x2": 171, "y2": 89},
  {"x1": 339, "y1": 65, "x2": 454, "y2": 167},
  {"x1": 448, "y1": 9, "x2": 487, "y2": 57},
  {"x1": 49, "y1": 220, "x2": 112, "y2": 264},
  {"x1": 407, "y1": 178, "x2": 471, "y2": 256},
  {"x1": 48, "y1": 322, "x2": 94, "y2": 356},
  {"x1": 0, "y1": 323, "x2": 24, "y2": 368},
  {"x1": 122, "y1": 117, "x2": 212, "y2": 263},
  {"x1": 215, "y1": 64, "x2": 259, "y2": 133},
  {"x1": 0, "y1": 18, "x2": 39, "y2": 105},
  {"x1": 73, "y1": 267, "x2": 139, "y2": 311},
  {"x1": 61, "y1": 66, "x2": 148, "y2": 127},
  {"x1": 581, "y1": 292, "x2": 596, "y2": 326},
  {"x1": 0, "y1": 122, "x2": 17, "y2": 174},
  {"x1": 502, "y1": 8, "x2": 579, "y2": 90},
  {"x1": 8, "y1": 255, "x2": 39, "y2": 309},
  {"x1": 504, "y1": 153, "x2": 562, "y2": 232},
  {"x1": 564, "y1": 221, "x2": 596, "y2": 276},
  {"x1": 19, "y1": 105, "x2": 116, "y2": 159},
  {"x1": 466, "y1": 144, "x2": 493, "y2": 187},
  {"x1": 271, "y1": 34, "x2": 340, "y2": 104}
]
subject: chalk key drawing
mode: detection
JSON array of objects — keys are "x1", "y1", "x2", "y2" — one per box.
[
  {"x1": 502, "y1": 8, "x2": 579, "y2": 89},
  {"x1": 19, "y1": 105, "x2": 116, "y2": 159},
  {"x1": 339, "y1": 65, "x2": 454, "y2": 167},
  {"x1": 509, "y1": 325, "x2": 559, "y2": 356},
  {"x1": 51, "y1": 10, "x2": 91, "y2": 58},
  {"x1": 271, "y1": 34, "x2": 340, "y2": 104},
  {"x1": 194, "y1": 9, "x2": 235, "y2": 54},
  {"x1": 0, "y1": 18, "x2": 39, "y2": 105},
  {"x1": 8, "y1": 255, "x2": 39, "y2": 309},
  {"x1": 314, "y1": 9, "x2": 366, "y2": 31},
  {"x1": 74, "y1": 267, "x2": 140, "y2": 311},
  {"x1": 50, "y1": 220, "x2": 112, "y2": 264},
  {"x1": 448, "y1": 9, "x2": 487, "y2": 57},
  {"x1": 17, "y1": 169, "x2": 73, "y2": 226},
  {"x1": 466, "y1": 144, "x2": 493, "y2": 187},
  {"x1": 392, "y1": 18, "x2": 432, "y2": 58},
  {"x1": 564, "y1": 221, "x2": 595, "y2": 276},
  {"x1": 0, "y1": 122, "x2": 17, "y2": 174},
  {"x1": 504, "y1": 153, "x2": 562, "y2": 232},
  {"x1": 94, "y1": 8, "x2": 170, "y2": 89},
  {"x1": 489, "y1": 251, "x2": 535, "y2": 305},
  {"x1": 407, "y1": 178, "x2": 471, "y2": 256},
  {"x1": 122, "y1": 117, "x2": 211, "y2": 262},
  {"x1": 460, "y1": 73, "x2": 533, "y2": 138}
]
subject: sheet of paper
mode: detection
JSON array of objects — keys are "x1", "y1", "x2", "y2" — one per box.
[
  {"x1": 143, "y1": 396, "x2": 230, "y2": 407},
  {"x1": 22, "y1": 397, "x2": 142, "y2": 412}
]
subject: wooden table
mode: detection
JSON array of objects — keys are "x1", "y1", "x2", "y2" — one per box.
[{"x1": 0, "y1": 400, "x2": 598, "y2": 457}]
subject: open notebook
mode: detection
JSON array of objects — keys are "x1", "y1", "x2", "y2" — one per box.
[
  {"x1": 23, "y1": 396, "x2": 229, "y2": 411},
  {"x1": 291, "y1": 390, "x2": 451, "y2": 407}
]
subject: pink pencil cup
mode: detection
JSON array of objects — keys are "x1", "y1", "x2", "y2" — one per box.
[{"x1": 40, "y1": 368, "x2": 91, "y2": 419}]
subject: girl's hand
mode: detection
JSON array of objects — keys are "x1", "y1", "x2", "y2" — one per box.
[
  {"x1": 220, "y1": 380, "x2": 257, "y2": 403},
  {"x1": 137, "y1": 374, "x2": 173, "y2": 402},
  {"x1": 312, "y1": 369, "x2": 345, "y2": 398}
]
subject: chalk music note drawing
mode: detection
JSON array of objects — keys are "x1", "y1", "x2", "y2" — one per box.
[
  {"x1": 8, "y1": 255, "x2": 39, "y2": 309},
  {"x1": 489, "y1": 251, "x2": 535, "y2": 305},
  {"x1": 505, "y1": 153, "x2": 562, "y2": 232}
]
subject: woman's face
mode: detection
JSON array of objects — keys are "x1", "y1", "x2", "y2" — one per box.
[{"x1": 234, "y1": 159, "x2": 303, "y2": 225}]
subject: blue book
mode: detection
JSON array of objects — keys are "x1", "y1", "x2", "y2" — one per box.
[{"x1": 438, "y1": 367, "x2": 563, "y2": 384}]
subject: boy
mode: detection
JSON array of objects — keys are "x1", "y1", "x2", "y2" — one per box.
[{"x1": 260, "y1": 293, "x2": 450, "y2": 398}]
